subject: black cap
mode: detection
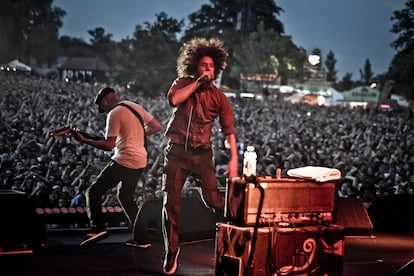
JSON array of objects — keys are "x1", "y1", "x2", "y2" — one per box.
[{"x1": 95, "y1": 87, "x2": 115, "y2": 113}]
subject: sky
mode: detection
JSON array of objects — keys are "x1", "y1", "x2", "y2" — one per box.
[{"x1": 54, "y1": 0, "x2": 407, "y2": 80}]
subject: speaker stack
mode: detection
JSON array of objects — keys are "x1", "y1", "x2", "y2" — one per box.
[{"x1": 0, "y1": 190, "x2": 45, "y2": 255}]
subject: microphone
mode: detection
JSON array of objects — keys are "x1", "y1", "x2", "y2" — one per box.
[{"x1": 197, "y1": 76, "x2": 209, "y2": 82}]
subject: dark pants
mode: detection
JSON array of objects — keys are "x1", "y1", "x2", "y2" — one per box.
[
  {"x1": 161, "y1": 143, "x2": 224, "y2": 256},
  {"x1": 86, "y1": 160, "x2": 144, "y2": 230}
]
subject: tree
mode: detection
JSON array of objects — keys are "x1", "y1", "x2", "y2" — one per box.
[
  {"x1": 183, "y1": 0, "x2": 285, "y2": 88},
  {"x1": 325, "y1": 50, "x2": 337, "y2": 83},
  {"x1": 231, "y1": 22, "x2": 305, "y2": 90},
  {"x1": 88, "y1": 27, "x2": 115, "y2": 66},
  {"x1": 111, "y1": 12, "x2": 183, "y2": 97},
  {"x1": 0, "y1": 0, "x2": 66, "y2": 65},
  {"x1": 184, "y1": 0, "x2": 284, "y2": 40},
  {"x1": 388, "y1": 0, "x2": 414, "y2": 101},
  {"x1": 239, "y1": 0, "x2": 284, "y2": 35},
  {"x1": 59, "y1": 36, "x2": 94, "y2": 57},
  {"x1": 359, "y1": 59, "x2": 373, "y2": 84},
  {"x1": 335, "y1": 73, "x2": 354, "y2": 92}
]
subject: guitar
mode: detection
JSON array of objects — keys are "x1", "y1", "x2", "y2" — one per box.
[{"x1": 50, "y1": 126, "x2": 104, "y2": 140}]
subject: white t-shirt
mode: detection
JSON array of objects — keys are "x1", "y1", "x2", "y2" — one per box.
[{"x1": 106, "y1": 100, "x2": 153, "y2": 169}]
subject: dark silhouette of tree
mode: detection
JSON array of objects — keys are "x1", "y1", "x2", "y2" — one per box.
[
  {"x1": 111, "y1": 12, "x2": 183, "y2": 97},
  {"x1": 59, "y1": 36, "x2": 94, "y2": 57},
  {"x1": 388, "y1": 0, "x2": 414, "y2": 101},
  {"x1": 359, "y1": 59, "x2": 373, "y2": 84},
  {"x1": 325, "y1": 50, "x2": 337, "y2": 83},
  {"x1": 183, "y1": 0, "x2": 284, "y2": 41},
  {"x1": 336, "y1": 73, "x2": 354, "y2": 92},
  {"x1": 88, "y1": 27, "x2": 116, "y2": 66},
  {"x1": 231, "y1": 22, "x2": 305, "y2": 89},
  {"x1": 0, "y1": 0, "x2": 66, "y2": 65},
  {"x1": 182, "y1": 0, "x2": 286, "y2": 89}
]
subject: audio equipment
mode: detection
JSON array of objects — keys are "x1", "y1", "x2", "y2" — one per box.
[
  {"x1": 215, "y1": 222, "x2": 344, "y2": 276},
  {"x1": 225, "y1": 176, "x2": 337, "y2": 225},
  {"x1": 0, "y1": 190, "x2": 45, "y2": 254}
]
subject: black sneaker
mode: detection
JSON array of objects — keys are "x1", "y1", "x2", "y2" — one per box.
[
  {"x1": 163, "y1": 247, "x2": 180, "y2": 275},
  {"x1": 79, "y1": 229, "x2": 109, "y2": 247},
  {"x1": 126, "y1": 239, "x2": 152, "y2": 248}
]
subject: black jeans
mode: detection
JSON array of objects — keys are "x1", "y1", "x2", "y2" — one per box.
[
  {"x1": 161, "y1": 143, "x2": 224, "y2": 256},
  {"x1": 86, "y1": 160, "x2": 144, "y2": 230}
]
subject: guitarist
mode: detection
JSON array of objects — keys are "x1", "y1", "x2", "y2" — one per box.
[{"x1": 70, "y1": 87, "x2": 161, "y2": 247}]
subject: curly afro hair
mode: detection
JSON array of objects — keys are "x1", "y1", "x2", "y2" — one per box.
[{"x1": 176, "y1": 37, "x2": 229, "y2": 80}]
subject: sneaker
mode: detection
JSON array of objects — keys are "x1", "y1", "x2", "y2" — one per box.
[
  {"x1": 126, "y1": 239, "x2": 152, "y2": 248},
  {"x1": 79, "y1": 230, "x2": 109, "y2": 247},
  {"x1": 163, "y1": 247, "x2": 180, "y2": 275}
]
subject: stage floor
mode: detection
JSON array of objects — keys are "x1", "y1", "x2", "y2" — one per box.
[{"x1": 1, "y1": 229, "x2": 414, "y2": 275}]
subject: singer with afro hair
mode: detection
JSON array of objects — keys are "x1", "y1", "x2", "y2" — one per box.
[{"x1": 161, "y1": 37, "x2": 238, "y2": 275}]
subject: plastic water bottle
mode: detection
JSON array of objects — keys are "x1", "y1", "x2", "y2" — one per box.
[{"x1": 243, "y1": 145, "x2": 257, "y2": 176}]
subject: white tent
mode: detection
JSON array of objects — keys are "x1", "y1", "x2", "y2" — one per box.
[{"x1": 7, "y1": 59, "x2": 31, "y2": 72}]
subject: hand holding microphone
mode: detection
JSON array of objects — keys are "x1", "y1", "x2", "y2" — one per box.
[
  {"x1": 197, "y1": 76, "x2": 209, "y2": 82},
  {"x1": 196, "y1": 72, "x2": 213, "y2": 84}
]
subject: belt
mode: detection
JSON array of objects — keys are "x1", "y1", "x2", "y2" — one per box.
[{"x1": 170, "y1": 142, "x2": 209, "y2": 153}]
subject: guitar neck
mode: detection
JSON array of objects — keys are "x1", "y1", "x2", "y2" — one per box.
[{"x1": 50, "y1": 126, "x2": 104, "y2": 141}]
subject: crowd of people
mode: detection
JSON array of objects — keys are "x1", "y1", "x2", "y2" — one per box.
[{"x1": 1, "y1": 73, "x2": 413, "y2": 218}]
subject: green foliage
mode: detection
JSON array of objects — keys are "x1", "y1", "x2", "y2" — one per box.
[
  {"x1": 111, "y1": 13, "x2": 183, "y2": 98},
  {"x1": 231, "y1": 22, "x2": 306, "y2": 89},
  {"x1": 87, "y1": 27, "x2": 116, "y2": 66},
  {"x1": 183, "y1": 0, "x2": 286, "y2": 89},
  {"x1": 335, "y1": 73, "x2": 354, "y2": 92},
  {"x1": 59, "y1": 36, "x2": 94, "y2": 57},
  {"x1": 0, "y1": 0, "x2": 65, "y2": 65},
  {"x1": 388, "y1": 0, "x2": 414, "y2": 101},
  {"x1": 5, "y1": 0, "x2": 411, "y2": 100},
  {"x1": 359, "y1": 59, "x2": 374, "y2": 84},
  {"x1": 388, "y1": 48, "x2": 414, "y2": 101},
  {"x1": 325, "y1": 50, "x2": 337, "y2": 83}
]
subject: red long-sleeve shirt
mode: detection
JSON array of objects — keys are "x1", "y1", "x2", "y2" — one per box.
[{"x1": 165, "y1": 77, "x2": 236, "y2": 149}]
